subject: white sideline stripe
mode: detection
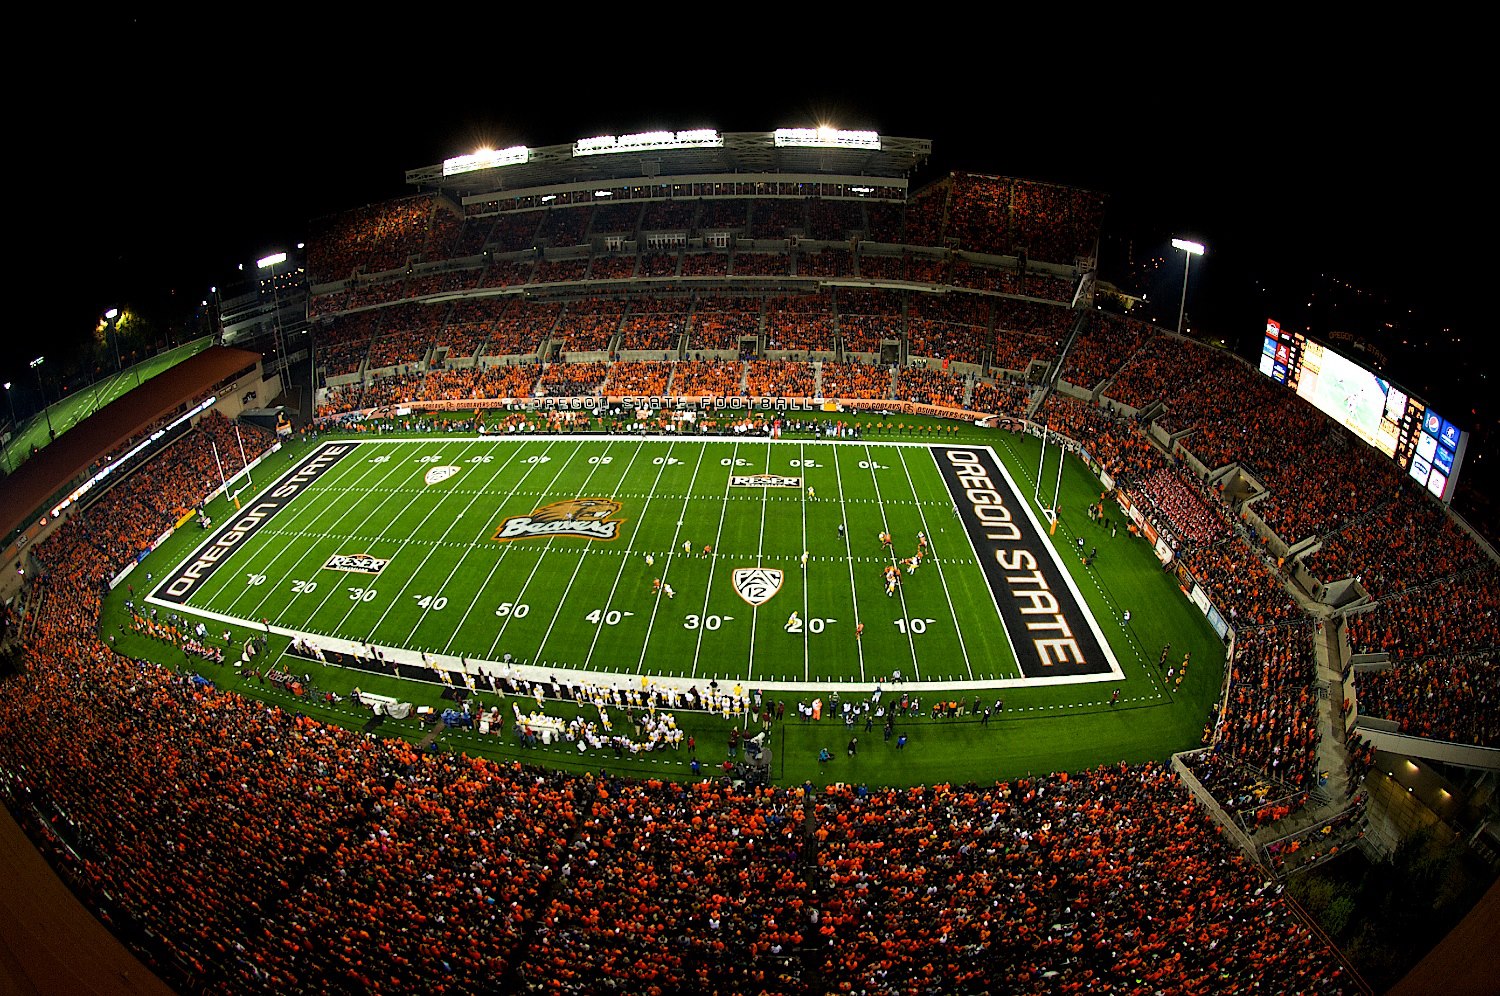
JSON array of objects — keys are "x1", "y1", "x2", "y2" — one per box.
[
  {"x1": 979, "y1": 442, "x2": 1124, "y2": 681},
  {"x1": 232, "y1": 442, "x2": 422, "y2": 622},
  {"x1": 191, "y1": 442, "x2": 379, "y2": 616}
]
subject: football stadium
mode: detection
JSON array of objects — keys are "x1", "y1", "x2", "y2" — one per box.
[{"x1": 2, "y1": 119, "x2": 1497, "y2": 995}]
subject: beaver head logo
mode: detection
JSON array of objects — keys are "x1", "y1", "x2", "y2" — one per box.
[
  {"x1": 494, "y1": 498, "x2": 626, "y2": 542},
  {"x1": 529, "y1": 498, "x2": 622, "y2": 522}
]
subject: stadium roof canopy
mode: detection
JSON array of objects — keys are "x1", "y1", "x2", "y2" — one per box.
[{"x1": 406, "y1": 131, "x2": 934, "y2": 199}]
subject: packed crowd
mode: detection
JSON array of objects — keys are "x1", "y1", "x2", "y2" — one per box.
[
  {"x1": 1346, "y1": 565, "x2": 1500, "y2": 660},
  {"x1": 1135, "y1": 466, "x2": 1232, "y2": 546},
  {"x1": 819, "y1": 360, "x2": 892, "y2": 401},
  {"x1": 0, "y1": 383, "x2": 1425, "y2": 995},
  {"x1": 1040, "y1": 395, "x2": 1169, "y2": 486},
  {"x1": 1355, "y1": 653, "x2": 1500, "y2": 747},
  {"x1": 536, "y1": 361, "x2": 610, "y2": 397},
  {"x1": 1304, "y1": 483, "x2": 1485, "y2": 598},
  {"x1": 603, "y1": 361, "x2": 671, "y2": 396},
  {"x1": 896, "y1": 365, "x2": 968, "y2": 407},
  {"x1": 968, "y1": 378, "x2": 1032, "y2": 416},
  {"x1": 1211, "y1": 626, "x2": 1323, "y2": 795},
  {"x1": 745, "y1": 360, "x2": 815, "y2": 397},
  {"x1": 1180, "y1": 539, "x2": 1301, "y2": 627},
  {"x1": 308, "y1": 195, "x2": 442, "y2": 282},
  {"x1": 671, "y1": 360, "x2": 743, "y2": 397},
  {"x1": 1063, "y1": 313, "x2": 1156, "y2": 389}
]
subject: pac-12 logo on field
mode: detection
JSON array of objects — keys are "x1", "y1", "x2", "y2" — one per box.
[
  {"x1": 732, "y1": 568, "x2": 784, "y2": 606},
  {"x1": 494, "y1": 498, "x2": 625, "y2": 542},
  {"x1": 424, "y1": 465, "x2": 461, "y2": 486},
  {"x1": 323, "y1": 553, "x2": 390, "y2": 575}
]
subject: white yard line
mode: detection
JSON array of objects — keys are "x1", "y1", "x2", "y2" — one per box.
[
  {"x1": 634, "y1": 442, "x2": 710, "y2": 672},
  {"x1": 745, "y1": 442, "x2": 772, "y2": 680},
  {"x1": 532, "y1": 440, "x2": 649, "y2": 665},
  {"x1": 486, "y1": 439, "x2": 622, "y2": 659},
  {"x1": 397, "y1": 440, "x2": 552, "y2": 654},
  {"x1": 687, "y1": 441, "x2": 740, "y2": 680},
  {"x1": 580, "y1": 440, "x2": 676, "y2": 669},
  {"x1": 896, "y1": 447, "x2": 975, "y2": 680},
  {"x1": 799, "y1": 441, "x2": 811, "y2": 681},
  {"x1": 830, "y1": 445, "x2": 868, "y2": 681},
  {"x1": 859, "y1": 444, "x2": 920, "y2": 678},
  {"x1": 345, "y1": 439, "x2": 517, "y2": 644},
  {"x1": 212, "y1": 443, "x2": 391, "y2": 617},
  {"x1": 271, "y1": 439, "x2": 495, "y2": 640}
]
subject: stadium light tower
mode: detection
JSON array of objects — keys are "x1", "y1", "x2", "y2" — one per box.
[
  {"x1": 1171, "y1": 238, "x2": 1205, "y2": 336},
  {"x1": 257, "y1": 252, "x2": 290, "y2": 398},
  {"x1": 30, "y1": 356, "x2": 54, "y2": 438},
  {"x1": 104, "y1": 308, "x2": 122, "y2": 372}
]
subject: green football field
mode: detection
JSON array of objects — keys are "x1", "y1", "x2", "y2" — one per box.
[
  {"x1": 149, "y1": 435, "x2": 1130, "y2": 687},
  {"x1": 124, "y1": 421, "x2": 1227, "y2": 786}
]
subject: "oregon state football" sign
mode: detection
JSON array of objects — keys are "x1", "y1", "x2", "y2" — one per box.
[{"x1": 494, "y1": 498, "x2": 625, "y2": 542}]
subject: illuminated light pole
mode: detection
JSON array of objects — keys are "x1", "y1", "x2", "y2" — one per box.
[
  {"x1": 2, "y1": 381, "x2": 14, "y2": 472},
  {"x1": 30, "y1": 356, "x2": 54, "y2": 439},
  {"x1": 1171, "y1": 238, "x2": 1205, "y2": 336},
  {"x1": 257, "y1": 252, "x2": 290, "y2": 398}
]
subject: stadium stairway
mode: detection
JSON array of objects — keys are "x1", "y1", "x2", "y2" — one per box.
[{"x1": 1248, "y1": 622, "x2": 1356, "y2": 851}]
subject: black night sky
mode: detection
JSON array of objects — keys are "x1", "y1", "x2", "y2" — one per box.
[{"x1": 14, "y1": 16, "x2": 1491, "y2": 525}]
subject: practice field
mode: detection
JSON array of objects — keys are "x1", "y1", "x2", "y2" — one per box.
[{"x1": 148, "y1": 435, "x2": 1126, "y2": 691}]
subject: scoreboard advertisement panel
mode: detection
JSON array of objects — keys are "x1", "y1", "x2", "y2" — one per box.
[{"x1": 1257, "y1": 319, "x2": 1467, "y2": 501}]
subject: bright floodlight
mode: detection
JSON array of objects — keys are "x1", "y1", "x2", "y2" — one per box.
[
  {"x1": 1171, "y1": 238, "x2": 1205, "y2": 256},
  {"x1": 257, "y1": 252, "x2": 288, "y2": 269},
  {"x1": 573, "y1": 130, "x2": 723, "y2": 157},
  {"x1": 3, "y1": 382, "x2": 10, "y2": 390},
  {"x1": 104, "y1": 308, "x2": 119, "y2": 320},
  {"x1": 30, "y1": 356, "x2": 43, "y2": 369},
  {"x1": 444, "y1": 145, "x2": 530, "y2": 176},
  {"x1": 774, "y1": 127, "x2": 881, "y2": 150}
]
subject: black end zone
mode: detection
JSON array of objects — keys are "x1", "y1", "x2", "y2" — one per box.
[{"x1": 933, "y1": 447, "x2": 1113, "y2": 679}]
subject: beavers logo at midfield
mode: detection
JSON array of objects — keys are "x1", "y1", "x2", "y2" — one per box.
[{"x1": 494, "y1": 498, "x2": 624, "y2": 542}]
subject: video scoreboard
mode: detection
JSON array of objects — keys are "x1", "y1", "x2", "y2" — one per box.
[{"x1": 1260, "y1": 319, "x2": 1468, "y2": 502}]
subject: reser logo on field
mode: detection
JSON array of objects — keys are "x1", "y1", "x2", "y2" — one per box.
[
  {"x1": 323, "y1": 553, "x2": 389, "y2": 575},
  {"x1": 729, "y1": 474, "x2": 802, "y2": 488},
  {"x1": 494, "y1": 498, "x2": 625, "y2": 542}
]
